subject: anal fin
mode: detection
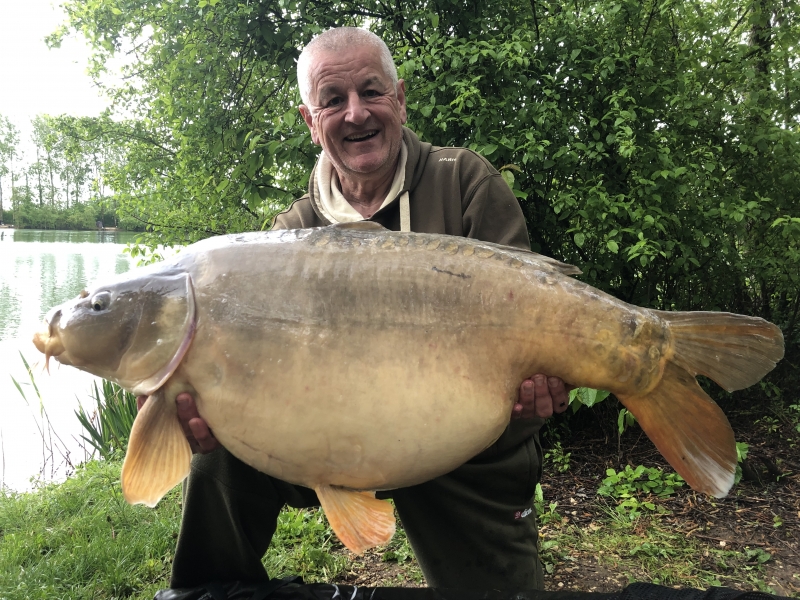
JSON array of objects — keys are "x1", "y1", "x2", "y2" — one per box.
[
  {"x1": 617, "y1": 362, "x2": 736, "y2": 498},
  {"x1": 121, "y1": 388, "x2": 192, "y2": 507},
  {"x1": 316, "y1": 486, "x2": 396, "y2": 554}
]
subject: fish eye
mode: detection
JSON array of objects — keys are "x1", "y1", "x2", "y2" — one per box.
[{"x1": 90, "y1": 291, "x2": 112, "y2": 312}]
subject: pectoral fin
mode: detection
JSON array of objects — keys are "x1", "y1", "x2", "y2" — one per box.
[
  {"x1": 121, "y1": 389, "x2": 192, "y2": 507},
  {"x1": 315, "y1": 486, "x2": 396, "y2": 554}
]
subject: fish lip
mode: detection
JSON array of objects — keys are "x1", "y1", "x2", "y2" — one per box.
[{"x1": 33, "y1": 310, "x2": 66, "y2": 372}]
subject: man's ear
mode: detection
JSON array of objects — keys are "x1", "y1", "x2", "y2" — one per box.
[
  {"x1": 299, "y1": 105, "x2": 320, "y2": 145},
  {"x1": 396, "y1": 80, "x2": 407, "y2": 125}
]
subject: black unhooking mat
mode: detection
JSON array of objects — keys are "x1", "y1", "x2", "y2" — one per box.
[{"x1": 153, "y1": 577, "x2": 793, "y2": 600}]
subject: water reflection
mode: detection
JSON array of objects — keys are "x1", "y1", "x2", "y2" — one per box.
[
  {"x1": 0, "y1": 229, "x2": 138, "y2": 342},
  {"x1": 0, "y1": 228, "x2": 138, "y2": 490},
  {"x1": 7, "y1": 229, "x2": 139, "y2": 244}
]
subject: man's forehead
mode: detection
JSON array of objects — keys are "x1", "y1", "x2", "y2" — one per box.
[{"x1": 308, "y1": 50, "x2": 392, "y2": 94}]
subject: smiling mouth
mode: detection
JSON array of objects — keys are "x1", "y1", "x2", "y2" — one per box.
[{"x1": 345, "y1": 130, "x2": 379, "y2": 142}]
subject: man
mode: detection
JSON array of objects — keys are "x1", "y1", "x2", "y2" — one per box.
[{"x1": 156, "y1": 27, "x2": 571, "y2": 594}]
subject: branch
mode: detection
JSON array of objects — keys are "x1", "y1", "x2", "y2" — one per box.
[{"x1": 530, "y1": 0, "x2": 541, "y2": 45}]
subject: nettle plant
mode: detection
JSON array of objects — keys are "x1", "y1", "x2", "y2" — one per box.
[{"x1": 597, "y1": 465, "x2": 685, "y2": 519}]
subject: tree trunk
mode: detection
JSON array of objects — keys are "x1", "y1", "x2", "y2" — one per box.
[
  {"x1": 36, "y1": 148, "x2": 43, "y2": 207},
  {"x1": 48, "y1": 153, "x2": 55, "y2": 206}
]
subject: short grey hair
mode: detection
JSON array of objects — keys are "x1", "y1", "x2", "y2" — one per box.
[{"x1": 297, "y1": 27, "x2": 398, "y2": 106}]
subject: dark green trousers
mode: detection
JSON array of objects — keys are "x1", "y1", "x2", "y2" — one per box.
[{"x1": 170, "y1": 435, "x2": 544, "y2": 591}]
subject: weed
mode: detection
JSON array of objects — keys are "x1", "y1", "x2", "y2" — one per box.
[
  {"x1": 597, "y1": 465, "x2": 684, "y2": 519},
  {"x1": 76, "y1": 380, "x2": 139, "y2": 459},
  {"x1": 755, "y1": 415, "x2": 781, "y2": 435},
  {"x1": 538, "y1": 538, "x2": 564, "y2": 575},
  {"x1": 265, "y1": 507, "x2": 348, "y2": 581},
  {"x1": 568, "y1": 387, "x2": 611, "y2": 411},
  {"x1": 544, "y1": 441, "x2": 571, "y2": 473},
  {"x1": 617, "y1": 408, "x2": 636, "y2": 435},
  {"x1": 735, "y1": 441, "x2": 750, "y2": 485},
  {"x1": 787, "y1": 402, "x2": 800, "y2": 439},
  {"x1": 599, "y1": 465, "x2": 684, "y2": 499},
  {"x1": 382, "y1": 526, "x2": 415, "y2": 564},
  {"x1": 10, "y1": 353, "x2": 74, "y2": 482},
  {"x1": 534, "y1": 483, "x2": 563, "y2": 527},
  {"x1": 744, "y1": 548, "x2": 772, "y2": 566},
  {"x1": 629, "y1": 541, "x2": 675, "y2": 560}
]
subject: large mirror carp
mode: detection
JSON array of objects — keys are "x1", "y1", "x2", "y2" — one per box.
[{"x1": 32, "y1": 223, "x2": 784, "y2": 553}]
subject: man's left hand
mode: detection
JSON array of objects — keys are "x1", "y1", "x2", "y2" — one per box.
[{"x1": 513, "y1": 374, "x2": 573, "y2": 420}]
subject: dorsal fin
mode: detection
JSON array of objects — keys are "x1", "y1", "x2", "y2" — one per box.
[
  {"x1": 327, "y1": 222, "x2": 581, "y2": 276},
  {"x1": 329, "y1": 222, "x2": 387, "y2": 231},
  {"x1": 517, "y1": 250, "x2": 582, "y2": 276},
  {"x1": 472, "y1": 240, "x2": 582, "y2": 276}
]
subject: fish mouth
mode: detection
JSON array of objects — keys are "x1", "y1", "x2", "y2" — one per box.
[{"x1": 32, "y1": 310, "x2": 66, "y2": 372}]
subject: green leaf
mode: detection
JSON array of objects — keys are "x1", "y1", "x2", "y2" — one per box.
[
  {"x1": 607, "y1": 240, "x2": 619, "y2": 253},
  {"x1": 574, "y1": 232, "x2": 585, "y2": 248}
]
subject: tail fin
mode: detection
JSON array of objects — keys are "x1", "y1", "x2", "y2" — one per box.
[
  {"x1": 617, "y1": 311, "x2": 784, "y2": 498},
  {"x1": 617, "y1": 362, "x2": 736, "y2": 498},
  {"x1": 655, "y1": 311, "x2": 784, "y2": 392}
]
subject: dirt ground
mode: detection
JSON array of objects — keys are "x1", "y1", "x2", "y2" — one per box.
[{"x1": 336, "y1": 402, "x2": 800, "y2": 597}]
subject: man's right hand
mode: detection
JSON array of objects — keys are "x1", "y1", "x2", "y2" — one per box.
[{"x1": 136, "y1": 393, "x2": 221, "y2": 454}]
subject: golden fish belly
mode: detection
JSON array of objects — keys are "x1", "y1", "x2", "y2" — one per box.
[{"x1": 181, "y1": 323, "x2": 518, "y2": 490}]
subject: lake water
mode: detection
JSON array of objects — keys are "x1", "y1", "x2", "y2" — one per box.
[{"x1": 0, "y1": 229, "x2": 138, "y2": 491}]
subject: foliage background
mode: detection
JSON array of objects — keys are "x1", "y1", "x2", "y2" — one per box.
[{"x1": 46, "y1": 0, "x2": 800, "y2": 396}]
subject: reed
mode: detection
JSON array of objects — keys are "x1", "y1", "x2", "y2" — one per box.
[{"x1": 75, "y1": 379, "x2": 139, "y2": 459}]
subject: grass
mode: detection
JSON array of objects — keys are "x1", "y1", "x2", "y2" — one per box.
[
  {"x1": 0, "y1": 459, "x2": 181, "y2": 599},
  {"x1": 538, "y1": 506, "x2": 782, "y2": 593},
  {"x1": 0, "y1": 457, "x2": 788, "y2": 598},
  {"x1": 0, "y1": 458, "x2": 422, "y2": 599}
]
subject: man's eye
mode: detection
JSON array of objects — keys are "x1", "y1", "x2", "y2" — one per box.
[
  {"x1": 363, "y1": 90, "x2": 380, "y2": 98},
  {"x1": 326, "y1": 97, "x2": 343, "y2": 107}
]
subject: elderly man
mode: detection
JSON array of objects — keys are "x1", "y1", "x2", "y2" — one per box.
[{"x1": 158, "y1": 27, "x2": 571, "y2": 594}]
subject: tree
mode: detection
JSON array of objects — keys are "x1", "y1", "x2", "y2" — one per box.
[{"x1": 0, "y1": 114, "x2": 20, "y2": 223}]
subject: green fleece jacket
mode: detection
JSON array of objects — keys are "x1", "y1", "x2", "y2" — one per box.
[
  {"x1": 273, "y1": 126, "x2": 543, "y2": 456},
  {"x1": 274, "y1": 128, "x2": 529, "y2": 248}
]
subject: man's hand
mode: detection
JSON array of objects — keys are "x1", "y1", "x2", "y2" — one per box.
[
  {"x1": 136, "y1": 393, "x2": 221, "y2": 454},
  {"x1": 512, "y1": 374, "x2": 572, "y2": 420}
]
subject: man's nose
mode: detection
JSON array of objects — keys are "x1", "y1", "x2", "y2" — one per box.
[{"x1": 343, "y1": 92, "x2": 369, "y2": 124}]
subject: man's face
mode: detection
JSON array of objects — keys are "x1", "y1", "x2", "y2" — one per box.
[{"x1": 299, "y1": 45, "x2": 407, "y2": 182}]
